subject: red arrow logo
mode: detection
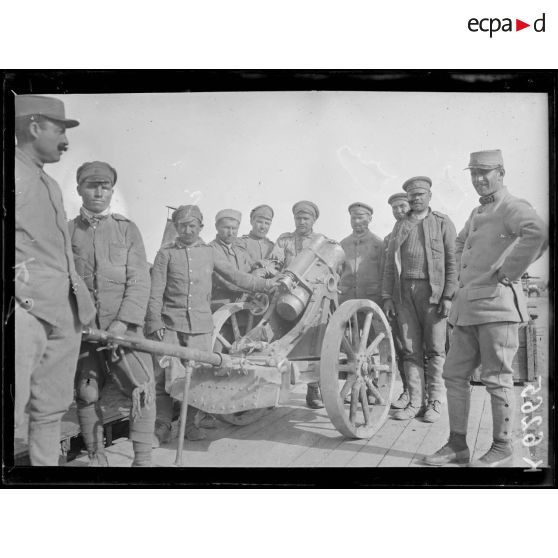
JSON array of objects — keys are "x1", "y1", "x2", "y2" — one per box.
[{"x1": 516, "y1": 19, "x2": 531, "y2": 31}]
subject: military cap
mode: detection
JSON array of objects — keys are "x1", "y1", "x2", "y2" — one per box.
[
  {"x1": 15, "y1": 95, "x2": 79, "y2": 128},
  {"x1": 292, "y1": 200, "x2": 319, "y2": 220},
  {"x1": 250, "y1": 204, "x2": 274, "y2": 220},
  {"x1": 387, "y1": 192, "x2": 409, "y2": 205},
  {"x1": 215, "y1": 209, "x2": 242, "y2": 223},
  {"x1": 464, "y1": 149, "x2": 504, "y2": 170},
  {"x1": 172, "y1": 205, "x2": 203, "y2": 224},
  {"x1": 348, "y1": 202, "x2": 373, "y2": 215},
  {"x1": 402, "y1": 176, "x2": 432, "y2": 193},
  {"x1": 77, "y1": 161, "x2": 117, "y2": 185}
]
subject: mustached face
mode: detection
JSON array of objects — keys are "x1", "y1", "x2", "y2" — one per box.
[
  {"x1": 176, "y1": 219, "x2": 203, "y2": 244},
  {"x1": 350, "y1": 211, "x2": 372, "y2": 234},
  {"x1": 33, "y1": 119, "x2": 69, "y2": 163},
  {"x1": 408, "y1": 189, "x2": 431, "y2": 212},
  {"x1": 391, "y1": 200, "x2": 410, "y2": 221},
  {"x1": 77, "y1": 180, "x2": 114, "y2": 213},
  {"x1": 251, "y1": 216, "x2": 272, "y2": 239},
  {"x1": 216, "y1": 217, "x2": 240, "y2": 244},
  {"x1": 294, "y1": 212, "x2": 315, "y2": 234},
  {"x1": 470, "y1": 168, "x2": 504, "y2": 197}
]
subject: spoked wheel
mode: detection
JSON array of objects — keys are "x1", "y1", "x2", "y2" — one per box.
[
  {"x1": 211, "y1": 300, "x2": 273, "y2": 426},
  {"x1": 320, "y1": 299, "x2": 396, "y2": 439}
]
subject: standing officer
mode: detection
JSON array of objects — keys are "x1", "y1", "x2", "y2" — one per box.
[
  {"x1": 14, "y1": 95, "x2": 96, "y2": 465},
  {"x1": 384, "y1": 193, "x2": 411, "y2": 410},
  {"x1": 69, "y1": 161, "x2": 154, "y2": 467},
  {"x1": 147, "y1": 205, "x2": 276, "y2": 443},
  {"x1": 240, "y1": 204, "x2": 275, "y2": 266},
  {"x1": 382, "y1": 177, "x2": 457, "y2": 422},
  {"x1": 338, "y1": 202, "x2": 384, "y2": 306},
  {"x1": 271, "y1": 200, "x2": 328, "y2": 408},
  {"x1": 425, "y1": 150, "x2": 547, "y2": 467},
  {"x1": 209, "y1": 209, "x2": 255, "y2": 307}
]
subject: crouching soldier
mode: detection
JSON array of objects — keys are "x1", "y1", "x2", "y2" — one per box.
[
  {"x1": 147, "y1": 205, "x2": 277, "y2": 444},
  {"x1": 70, "y1": 162, "x2": 155, "y2": 467}
]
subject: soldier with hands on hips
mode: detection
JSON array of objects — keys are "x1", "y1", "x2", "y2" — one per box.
[{"x1": 425, "y1": 150, "x2": 548, "y2": 467}]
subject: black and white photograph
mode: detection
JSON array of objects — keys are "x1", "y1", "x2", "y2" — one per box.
[{"x1": 2, "y1": 71, "x2": 554, "y2": 486}]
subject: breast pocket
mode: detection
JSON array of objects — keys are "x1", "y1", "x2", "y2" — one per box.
[
  {"x1": 430, "y1": 237, "x2": 444, "y2": 258},
  {"x1": 109, "y1": 242, "x2": 128, "y2": 265}
]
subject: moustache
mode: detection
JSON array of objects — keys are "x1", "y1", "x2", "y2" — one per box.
[{"x1": 58, "y1": 144, "x2": 68, "y2": 152}]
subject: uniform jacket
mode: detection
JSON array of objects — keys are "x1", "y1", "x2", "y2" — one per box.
[
  {"x1": 382, "y1": 208, "x2": 457, "y2": 305},
  {"x1": 239, "y1": 232, "x2": 275, "y2": 262},
  {"x1": 209, "y1": 237, "x2": 255, "y2": 301},
  {"x1": 270, "y1": 231, "x2": 326, "y2": 270},
  {"x1": 68, "y1": 212, "x2": 151, "y2": 329},
  {"x1": 339, "y1": 230, "x2": 384, "y2": 304},
  {"x1": 450, "y1": 187, "x2": 548, "y2": 326},
  {"x1": 15, "y1": 148, "x2": 95, "y2": 327},
  {"x1": 146, "y1": 238, "x2": 269, "y2": 335}
]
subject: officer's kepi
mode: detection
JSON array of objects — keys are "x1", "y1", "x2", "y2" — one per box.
[{"x1": 15, "y1": 95, "x2": 80, "y2": 128}]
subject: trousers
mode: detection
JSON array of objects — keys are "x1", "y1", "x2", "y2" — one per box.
[
  {"x1": 15, "y1": 299, "x2": 81, "y2": 466},
  {"x1": 75, "y1": 326, "x2": 155, "y2": 450},
  {"x1": 395, "y1": 279, "x2": 447, "y2": 406},
  {"x1": 153, "y1": 328, "x2": 213, "y2": 426},
  {"x1": 443, "y1": 322, "x2": 518, "y2": 437}
]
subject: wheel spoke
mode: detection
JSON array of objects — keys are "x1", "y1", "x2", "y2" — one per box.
[
  {"x1": 246, "y1": 313, "x2": 254, "y2": 332},
  {"x1": 349, "y1": 381, "x2": 360, "y2": 423},
  {"x1": 365, "y1": 376, "x2": 386, "y2": 405},
  {"x1": 230, "y1": 313, "x2": 241, "y2": 341},
  {"x1": 216, "y1": 333, "x2": 232, "y2": 350},
  {"x1": 365, "y1": 331, "x2": 386, "y2": 357},
  {"x1": 351, "y1": 314, "x2": 360, "y2": 349},
  {"x1": 359, "y1": 383, "x2": 371, "y2": 425},
  {"x1": 339, "y1": 377, "x2": 355, "y2": 400},
  {"x1": 341, "y1": 334, "x2": 356, "y2": 361},
  {"x1": 358, "y1": 312, "x2": 373, "y2": 354}
]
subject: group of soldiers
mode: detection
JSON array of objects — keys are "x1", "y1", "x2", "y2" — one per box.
[{"x1": 14, "y1": 94, "x2": 548, "y2": 469}]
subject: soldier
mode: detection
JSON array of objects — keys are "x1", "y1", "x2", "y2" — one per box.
[
  {"x1": 271, "y1": 200, "x2": 327, "y2": 409},
  {"x1": 384, "y1": 193, "x2": 411, "y2": 410},
  {"x1": 382, "y1": 177, "x2": 457, "y2": 423},
  {"x1": 147, "y1": 205, "x2": 276, "y2": 443},
  {"x1": 240, "y1": 204, "x2": 275, "y2": 264},
  {"x1": 425, "y1": 150, "x2": 547, "y2": 467},
  {"x1": 209, "y1": 209, "x2": 255, "y2": 307},
  {"x1": 69, "y1": 161, "x2": 154, "y2": 467},
  {"x1": 339, "y1": 202, "x2": 383, "y2": 306},
  {"x1": 14, "y1": 95, "x2": 96, "y2": 465}
]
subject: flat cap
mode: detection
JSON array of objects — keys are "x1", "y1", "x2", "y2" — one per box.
[
  {"x1": 402, "y1": 176, "x2": 432, "y2": 193},
  {"x1": 464, "y1": 149, "x2": 504, "y2": 170},
  {"x1": 250, "y1": 204, "x2": 274, "y2": 220},
  {"x1": 77, "y1": 161, "x2": 117, "y2": 185},
  {"x1": 172, "y1": 205, "x2": 203, "y2": 224},
  {"x1": 348, "y1": 202, "x2": 373, "y2": 215},
  {"x1": 292, "y1": 200, "x2": 319, "y2": 220},
  {"x1": 387, "y1": 192, "x2": 409, "y2": 205},
  {"x1": 15, "y1": 95, "x2": 79, "y2": 128},
  {"x1": 215, "y1": 209, "x2": 242, "y2": 223}
]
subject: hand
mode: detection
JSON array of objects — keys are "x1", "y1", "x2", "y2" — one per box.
[
  {"x1": 154, "y1": 328, "x2": 165, "y2": 341},
  {"x1": 106, "y1": 319, "x2": 128, "y2": 337},
  {"x1": 437, "y1": 299, "x2": 452, "y2": 318},
  {"x1": 497, "y1": 269, "x2": 512, "y2": 286},
  {"x1": 383, "y1": 299, "x2": 396, "y2": 320},
  {"x1": 264, "y1": 277, "x2": 280, "y2": 293}
]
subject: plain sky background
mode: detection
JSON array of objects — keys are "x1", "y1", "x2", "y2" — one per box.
[{"x1": 45, "y1": 91, "x2": 549, "y2": 278}]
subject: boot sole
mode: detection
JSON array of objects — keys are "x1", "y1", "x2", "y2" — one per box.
[{"x1": 423, "y1": 456, "x2": 470, "y2": 467}]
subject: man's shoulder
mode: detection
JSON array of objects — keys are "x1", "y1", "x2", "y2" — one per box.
[
  {"x1": 276, "y1": 231, "x2": 295, "y2": 242},
  {"x1": 368, "y1": 231, "x2": 384, "y2": 244},
  {"x1": 111, "y1": 213, "x2": 131, "y2": 223},
  {"x1": 430, "y1": 209, "x2": 452, "y2": 222},
  {"x1": 501, "y1": 189, "x2": 535, "y2": 212},
  {"x1": 340, "y1": 234, "x2": 353, "y2": 246}
]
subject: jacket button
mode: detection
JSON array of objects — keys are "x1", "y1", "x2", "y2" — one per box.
[
  {"x1": 478, "y1": 208, "x2": 483, "y2": 214},
  {"x1": 467, "y1": 244, "x2": 472, "y2": 249},
  {"x1": 462, "y1": 264, "x2": 467, "y2": 268}
]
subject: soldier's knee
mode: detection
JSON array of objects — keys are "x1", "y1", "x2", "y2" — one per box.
[{"x1": 76, "y1": 378, "x2": 100, "y2": 405}]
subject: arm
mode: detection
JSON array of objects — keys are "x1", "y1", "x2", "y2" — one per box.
[
  {"x1": 441, "y1": 217, "x2": 458, "y2": 300},
  {"x1": 499, "y1": 200, "x2": 548, "y2": 281},
  {"x1": 381, "y1": 225, "x2": 397, "y2": 301},
  {"x1": 145, "y1": 249, "x2": 169, "y2": 336},
  {"x1": 454, "y1": 213, "x2": 471, "y2": 275},
  {"x1": 213, "y1": 252, "x2": 270, "y2": 293},
  {"x1": 115, "y1": 222, "x2": 151, "y2": 327}
]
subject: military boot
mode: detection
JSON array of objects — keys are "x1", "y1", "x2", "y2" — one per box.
[
  {"x1": 390, "y1": 390, "x2": 409, "y2": 410},
  {"x1": 131, "y1": 441, "x2": 152, "y2": 467},
  {"x1": 306, "y1": 382, "x2": 324, "y2": 409},
  {"x1": 470, "y1": 393, "x2": 513, "y2": 467},
  {"x1": 392, "y1": 403, "x2": 422, "y2": 420},
  {"x1": 423, "y1": 400, "x2": 442, "y2": 423},
  {"x1": 423, "y1": 432, "x2": 470, "y2": 466}
]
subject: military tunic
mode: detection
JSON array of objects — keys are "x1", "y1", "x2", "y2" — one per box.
[
  {"x1": 338, "y1": 229, "x2": 384, "y2": 305},
  {"x1": 270, "y1": 231, "x2": 326, "y2": 270},
  {"x1": 239, "y1": 232, "x2": 275, "y2": 262}
]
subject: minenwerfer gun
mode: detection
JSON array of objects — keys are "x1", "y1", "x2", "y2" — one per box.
[{"x1": 83, "y1": 236, "x2": 397, "y2": 465}]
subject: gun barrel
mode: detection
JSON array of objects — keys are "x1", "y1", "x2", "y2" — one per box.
[{"x1": 82, "y1": 327, "x2": 226, "y2": 367}]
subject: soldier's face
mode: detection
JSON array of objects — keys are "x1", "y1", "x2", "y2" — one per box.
[
  {"x1": 391, "y1": 200, "x2": 410, "y2": 221},
  {"x1": 350, "y1": 210, "x2": 372, "y2": 234},
  {"x1": 408, "y1": 189, "x2": 431, "y2": 212},
  {"x1": 294, "y1": 212, "x2": 315, "y2": 234},
  {"x1": 470, "y1": 168, "x2": 504, "y2": 197},
  {"x1": 176, "y1": 219, "x2": 203, "y2": 244},
  {"x1": 251, "y1": 216, "x2": 272, "y2": 238},
  {"x1": 33, "y1": 119, "x2": 69, "y2": 163},
  {"x1": 77, "y1": 179, "x2": 114, "y2": 213},
  {"x1": 216, "y1": 218, "x2": 239, "y2": 244}
]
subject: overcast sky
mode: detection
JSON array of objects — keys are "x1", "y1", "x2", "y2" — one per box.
[{"x1": 45, "y1": 90, "x2": 549, "y2": 278}]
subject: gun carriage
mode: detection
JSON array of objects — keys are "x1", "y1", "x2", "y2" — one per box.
[{"x1": 84, "y1": 236, "x2": 396, "y2": 464}]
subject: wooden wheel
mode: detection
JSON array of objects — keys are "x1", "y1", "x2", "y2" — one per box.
[
  {"x1": 320, "y1": 299, "x2": 396, "y2": 439},
  {"x1": 211, "y1": 301, "x2": 273, "y2": 426}
]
